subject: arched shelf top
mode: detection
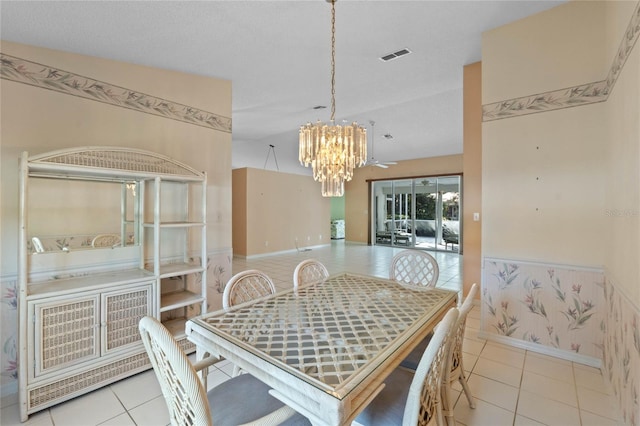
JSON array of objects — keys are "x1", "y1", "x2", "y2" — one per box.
[{"x1": 26, "y1": 146, "x2": 205, "y2": 182}]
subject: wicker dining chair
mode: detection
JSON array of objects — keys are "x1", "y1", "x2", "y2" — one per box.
[
  {"x1": 390, "y1": 249, "x2": 440, "y2": 375},
  {"x1": 399, "y1": 284, "x2": 478, "y2": 425},
  {"x1": 91, "y1": 233, "x2": 121, "y2": 248},
  {"x1": 389, "y1": 250, "x2": 439, "y2": 288},
  {"x1": 441, "y1": 283, "x2": 478, "y2": 424},
  {"x1": 355, "y1": 308, "x2": 459, "y2": 426},
  {"x1": 138, "y1": 316, "x2": 310, "y2": 426},
  {"x1": 293, "y1": 259, "x2": 329, "y2": 290},
  {"x1": 223, "y1": 269, "x2": 276, "y2": 309},
  {"x1": 222, "y1": 269, "x2": 277, "y2": 376}
]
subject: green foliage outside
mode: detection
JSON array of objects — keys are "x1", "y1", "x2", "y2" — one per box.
[{"x1": 387, "y1": 192, "x2": 459, "y2": 220}]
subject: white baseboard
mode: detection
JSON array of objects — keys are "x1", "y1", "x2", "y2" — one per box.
[
  {"x1": 239, "y1": 243, "x2": 331, "y2": 260},
  {"x1": 478, "y1": 331, "x2": 602, "y2": 368},
  {"x1": 0, "y1": 382, "x2": 17, "y2": 402}
]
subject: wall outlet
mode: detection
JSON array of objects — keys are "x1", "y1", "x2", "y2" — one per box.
[
  {"x1": 473, "y1": 212, "x2": 480, "y2": 221},
  {"x1": 265, "y1": 241, "x2": 269, "y2": 247}
]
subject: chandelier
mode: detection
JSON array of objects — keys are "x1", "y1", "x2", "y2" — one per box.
[{"x1": 299, "y1": 0, "x2": 367, "y2": 197}]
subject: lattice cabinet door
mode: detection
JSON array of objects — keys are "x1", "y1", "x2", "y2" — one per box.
[
  {"x1": 101, "y1": 284, "x2": 153, "y2": 355},
  {"x1": 29, "y1": 295, "x2": 100, "y2": 379}
]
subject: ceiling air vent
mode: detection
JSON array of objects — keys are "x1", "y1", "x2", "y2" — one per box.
[{"x1": 380, "y1": 48, "x2": 412, "y2": 62}]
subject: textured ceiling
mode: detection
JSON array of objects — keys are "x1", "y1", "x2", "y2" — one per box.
[{"x1": 1, "y1": 0, "x2": 565, "y2": 176}]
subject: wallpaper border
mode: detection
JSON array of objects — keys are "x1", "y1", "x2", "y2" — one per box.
[
  {"x1": 482, "y1": 1, "x2": 640, "y2": 122},
  {"x1": 0, "y1": 53, "x2": 232, "y2": 134}
]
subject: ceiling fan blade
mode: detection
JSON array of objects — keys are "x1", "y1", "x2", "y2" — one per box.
[
  {"x1": 375, "y1": 163, "x2": 389, "y2": 168},
  {"x1": 382, "y1": 161, "x2": 397, "y2": 165}
]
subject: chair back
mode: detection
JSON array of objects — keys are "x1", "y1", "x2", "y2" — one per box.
[
  {"x1": 403, "y1": 308, "x2": 459, "y2": 426},
  {"x1": 293, "y1": 259, "x2": 329, "y2": 290},
  {"x1": 138, "y1": 316, "x2": 212, "y2": 426},
  {"x1": 450, "y1": 283, "x2": 478, "y2": 375},
  {"x1": 223, "y1": 269, "x2": 276, "y2": 309},
  {"x1": 91, "y1": 233, "x2": 121, "y2": 248},
  {"x1": 389, "y1": 250, "x2": 439, "y2": 288}
]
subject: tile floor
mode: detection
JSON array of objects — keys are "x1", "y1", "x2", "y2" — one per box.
[{"x1": 1, "y1": 242, "x2": 622, "y2": 425}]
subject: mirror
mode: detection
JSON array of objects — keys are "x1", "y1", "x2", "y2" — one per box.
[{"x1": 27, "y1": 178, "x2": 140, "y2": 253}]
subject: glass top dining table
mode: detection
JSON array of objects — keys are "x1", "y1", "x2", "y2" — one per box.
[{"x1": 185, "y1": 273, "x2": 457, "y2": 426}]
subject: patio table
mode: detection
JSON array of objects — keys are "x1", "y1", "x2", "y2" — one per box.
[{"x1": 185, "y1": 273, "x2": 457, "y2": 426}]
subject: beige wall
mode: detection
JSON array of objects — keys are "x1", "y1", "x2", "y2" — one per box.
[
  {"x1": 231, "y1": 167, "x2": 331, "y2": 257},
  {"x1": 482, "y1": 1, "x2": 608, "y2": 104},
  {"x1": 462, "y1": 62, "x2": 482, "y2": 296},
  {"x1": 482, "y1": 2, "x2": 607, "y2": 267},
  {"x1": 232, "y1": 168, "x2": 248, "y2": 256},
  {"x1": 0, "y1": 41, "x2": 233, "y2": 275},
  {"x1": 483, "y1": 105, "x2": 606, "y2": 265},
  {"x1": 481, "y1": 2, "x2": 639, "y2": 419},
  {"x1": 0, "y1": 41, "x2": 233, "y2": 392},
  {"x1": 603, "y1": 2, "x2": 640, "y2": 304},
  {"x1": 344, "y1": 155, "x2": 463, "y2": 243}
]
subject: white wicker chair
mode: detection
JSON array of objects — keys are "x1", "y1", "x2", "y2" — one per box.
[
  {"x1": 91, "y1": 233, "x2": 121, "y2": 248},
  {"x1": 389, "y1": 250, "x2": 439, "y2": 288},
  {"x1": 138, "y1": 316, "x2": 310, "y2": 426},
  {"x1": 399, "y1": 284, "x2": 478, "y2": 425},
  {"x1": 441, "y1": 283, "x2": 478, "y2": 424},
  {"x1": 390, "y1": 249, "x2": 440, "y2": 378},
  {"x1": 293, "y1": 259, "x2": 329, "y2": 290},
  {"x1": 222, "y1": 269, "x2": 277, "y2": 376},
  {"x1": 355, "y1": 308, "x2": 459, "y2": 426},
  {"x1": 223, "y1": 269, "x2": 276, "y2": 309}
]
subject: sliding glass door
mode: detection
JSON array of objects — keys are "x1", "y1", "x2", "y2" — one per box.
[
  {"x1": 374, "y1": 179, "x2": 413, "y2": 248},
  {"x1": 372, "y1": 175, "x2": 461, "y2": 252}
]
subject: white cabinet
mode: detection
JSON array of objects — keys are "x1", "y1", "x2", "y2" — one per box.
[
  {"x1": 18, "y1": 147, "x2": 207, "y2": 421},
  {"x1": 28, "y1": 283, "x2": 153, "y2": 379}
]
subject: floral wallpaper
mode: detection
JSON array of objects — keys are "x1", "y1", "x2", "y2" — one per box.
[
  {"x1": 482, "y1": 259, "x2": 605, "y2": 361},
  {"x1": 603, "y1": 277, "x2": 640, "y2": 425},
  {"x1": 483, "y1": 259, "x2": 640, "y2": 423},
  {"x1": 1, "y1": 279, "x2": 18, "y2": 385}
]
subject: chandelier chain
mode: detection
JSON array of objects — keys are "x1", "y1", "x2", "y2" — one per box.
[
  {"x1": 298, "y1": 0, "x2": 366, "y2": 197},
  {"x1": 330, "y1": 0, "x2": 336, "y2": 122}
]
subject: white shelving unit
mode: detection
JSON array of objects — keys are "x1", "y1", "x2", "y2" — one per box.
[{"x1": 17, "y1": 147, "x2": 207, "y2": 421}]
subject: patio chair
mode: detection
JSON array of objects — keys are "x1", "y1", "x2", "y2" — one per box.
[
  {"x1": 293, "y1": 259, "x2": 329, "y2": 290},
  {"x1": 223, "y1": 269, "x2": 276, "y2": 309},
  {"x1": 355, "y1": 308, "x2": 459, "y2": 426},
  {"x1": 138, "y1": 316, "x2": 310, "y2": 426},
  {"x1": 389, "y1": 249, "x2": 439, "y2": 288}
]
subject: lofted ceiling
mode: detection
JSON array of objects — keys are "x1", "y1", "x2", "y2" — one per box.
[{"x1": 1, "y1": 0, "x2": 565, "y2": 176}]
